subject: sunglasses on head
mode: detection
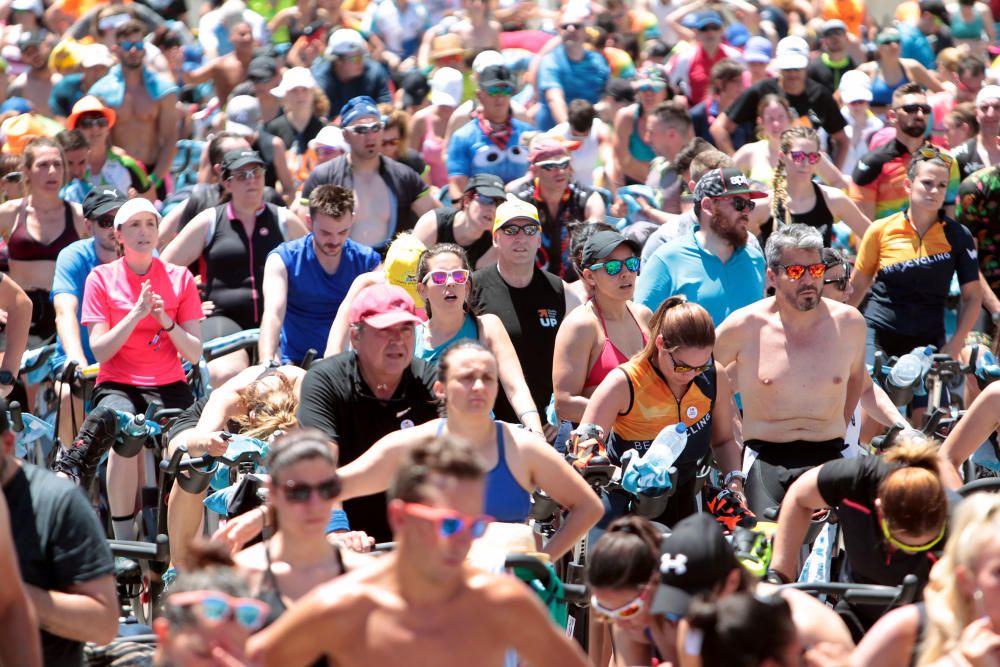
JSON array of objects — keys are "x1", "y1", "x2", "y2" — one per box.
[
  {"x1": 423, "y1": 268, "x2": 470, "y2": 285},
  {"x1": 483, "y1": 84, "x2": 514, "y2": 97},
  {"x1": 723, "y1": 196, "x2": 756, "y2": 212},
  {"x1": 914, "y1": 144, "x2": 956, "y2": 167},
  {"x1": 345, "y1": 121, "x2": 383, "y2": 135},
  {"x1": 591, "y1": 588, "x2": 649, "y2": 621},
  {"x1": 499, "y1": 222, "x2": 540, "y2": 236},
  {"x1": 538, "y1": 159, "x2": 571, "y2": 171},
  {"x1": 589, "y1": 256, "x2": 640, "y2": 276},
  {"x1": 78, "y1": 115, "x2": 110, "y2": 129},
  {"x1": 877, "y1": 507, "x2": 946, "y2": 554},
  {"x1": 119, "y1": 39, "x2": 145, "y2": 51},
  {"x1": 787, "y1": 150, "x2": 820, "y2": 165},
  {"x1": 897, "y1": 103, "x2": 931, "y2": 115},
  {"x1": 667, "y1": 349, "x2": 713, "y2": 374},
  {"x1": 226, "y1": 167, "x2": 263, "y2": 182},
  {"x1": 281, "y1": 476, "x2": 341, "y2": 503},
  {"x1": 94, "y1": 212, "x2": 116, "y2": 229},
  {"x1": 777, "y1": 263, "x2": 826, "y2": 280},
  {"x1": 1, "y1": 171, "x2": 22, "y2": 183},
  {"x1": 403, "y1": 502, "x2": 493, "y2": 539},
  {"x1": 168, "y1": 591, "x2": 270, "y2": 631},
  {"x1": 637, "y1": 82, "x2": 666, "y2": 93}
]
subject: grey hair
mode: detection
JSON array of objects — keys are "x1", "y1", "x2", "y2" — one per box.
[{"x1": 764, "y1": 223, "x2": 823, "y2": 267}]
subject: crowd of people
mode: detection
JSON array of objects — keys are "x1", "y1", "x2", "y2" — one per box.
[{"x1": 3, "y1": 0, "x2": 1000, "y2": 664}]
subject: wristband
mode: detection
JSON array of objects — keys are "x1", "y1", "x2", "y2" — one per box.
[
  {"x1": 163, "y1": 320, "x2": 176, "y2": 333},
  {"x1": 724, "y1": 470, "x2": 747, "y2": 486},
  {"x1": 325, "y1": 508, "x2": 351, "y2": 534}
]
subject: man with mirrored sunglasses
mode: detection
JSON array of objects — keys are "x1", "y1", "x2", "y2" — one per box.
[
  {"x1": 715, "y1": 224, "x2": 869, "y2": 515},
  {"x1": 473, "y1": 196, "x2": 581, "y2": 438},
  {"x1": 512, "y1": 139, "x2": 605, "y2": 279},
  {"x1": 636, "y1": 167, "x2": 768, "y2": 325},
  {"x1": 250, "y1": 435, "x2": 589, "y2": 667}
]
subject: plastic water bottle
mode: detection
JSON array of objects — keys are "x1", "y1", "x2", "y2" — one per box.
[
  {"x1": 911, "y1": 346, "x2": 934, "y2": 374},
  {"x1": 119, "y1": 412, "x2": 148, "y2": 454},
  {"x1": 889, "y1": 353, "x2": 923, "y2": 389},
  {"x1": 621, "y1": 423, "x2": 686, "y2": 494}
]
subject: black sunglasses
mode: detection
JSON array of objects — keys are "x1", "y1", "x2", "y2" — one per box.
[
  {"x1": 94, "y1": 213, "x2": 116, "y2": 229},
  {"x1": 281, "y1": 477, "x2": 341, "y2": 503},
  {"x1": 897, "y1": 103, "x2": 932, "y2": 115}
]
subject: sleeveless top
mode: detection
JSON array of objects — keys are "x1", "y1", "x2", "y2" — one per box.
[
  {"x1": 584, "y1": 300, "x2": 648, "y2": 390},
  {"x1": 433, "y1": 208, "x2": 494, "y2": 268},
  {"x1": 257, "y1": 541, "x2": 343, "y2": 667},
  {"x1": 252, "y1": 130, "x2": 280, "y2": 189},
  {"x1": 628, "y1": 105, "x2": 656, "y2": 162},
  {"x1": 413, "y1": 313, "x2": 479, "y2": 365},
  {"x1": 608, "y1": 356, "x2": 717, "y2": 485},
  {"x1": 871, "y1": 67, "x2": 911, "y2": 107},
  {"x1": 202, "y1": 202, "x2": 286, "y2": 329},
  {"x1": 8, "y1": 200, "x2": 79, "y2": 262},
  {"x1": 951, "y1": 5, "x2": 985, "y2": 39},
  {"x1": 438, "y1": 419, "x2": 532, "y2": 522},
  {"x1": 761, "y1": 181, "x2": 836, "y2": 248},
  {"x1": 421, "y1": 116, "x2": 448, "y2": 187}
]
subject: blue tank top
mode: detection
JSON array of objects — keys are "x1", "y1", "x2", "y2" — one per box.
[
  {"x1": 870, "y1": 68, "x2": 910, "y2": 107},
  {"x1": 437, "y1": 419, "x2": 533, "y2": 523},
  {"x1": 629, "y1": 105, "x2": 656, "y2": 162},
  {"x1": 414, "y1": 313, "x2": 479, "y2": 365},
  {"x1": 951, "y1": 7, "x2": 985, "y2": 39}
]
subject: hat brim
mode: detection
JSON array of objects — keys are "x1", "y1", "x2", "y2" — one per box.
[
  {"x1": 650, "y1": 584, "x2": 694, "y2": 618},
  {"x1": 226, "y1": 121, "x2": 256, "y2": 137},
  {"x1": 716, "y1": 189, "x2": 768, "y2": 200},
  {"x1": 479, "y1": 80, "x2": 514, "y2": 91},
  {"x1": 67, "y1": 106, "x2": 116, "y2": 131},
  {"x1": 430, "y1": 89, "x2": 460, "y2": 107},
  {"x1": 583, "y1": 237, "x2": 642, "y2": 266},
  {"x1": 361, "y1": 311, "x2": 423, "y2": 329},
  {"x1": 432, "y1": 47, "x2": 465, "y2": 60},
  {"x1": 743, "y1": 52, "x2": 771, "y2": 64},
  {"x1": 86, "y1": 200, "x2": 125, "y2": 218},
  {"x1": 776, "y1": 55, "x2": 808, "y2": 70},
  {"x1": 224, "y1": 156, "x2": 266, "y2": 172},
  {"x1": 470, "y1": 184, "x2": 507, "y2": 199}
]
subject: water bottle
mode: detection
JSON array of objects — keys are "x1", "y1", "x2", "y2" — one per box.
[
  {"x1": 911, "y1": 346, "x2": 934, "y2": 375},
  {"x1": 888, "y1": 353, "x2": 923, "y2": 389},
  {"x1": 117, "y1": 412, "x2": 148, "y2": 457},
  {"x1": 647, "y1": 423, "x2": 688, "y2": 470},
  {"x1": 621, "y1": 423, "x2": 686, "y2": 495}
]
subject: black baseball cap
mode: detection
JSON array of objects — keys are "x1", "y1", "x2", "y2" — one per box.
[
  {"x1": 693, "y1": 167, "x2": 768, "y2": 202},
  {"x1": 82, "y1": 186, "x2": 127, "y2": 219},
  {"x1": 221, "y1": 149, "x2": 265, "y2": 174},
  {"x1": 464, "y1": 173, "x2": 506, "y2": 199},
  {"x1": 247, "y1": 56, "x2": 278, "y2": 83},
  {"x1": 581, "y1": 230, "x2": 641, "y2": 268},
  {"x1": 606, "y1": 78, "x2": 636, "y2": 103},
  {"x1": 401, "y1": 70, "x2": 430, "y2": 108},
  {"x1": 919, "y1": 0, "x2": 951, "y2": 25},
  {"x1": 479, "y1": 64, "x2": 514, "y2": 89},
  {"x1": 650, "y1": 514, "x2": 742, "y2": 618}
]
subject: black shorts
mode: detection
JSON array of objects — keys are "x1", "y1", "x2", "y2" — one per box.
[
  {"x1": 743, "y1": 438, "x2": 845, "y2": 514},
  {"x1": 91, "y1": 380, "x2": 194, "y2": 416},
  {"x1": 26, "y1": 288, "x2": 56, "y2": 344}
]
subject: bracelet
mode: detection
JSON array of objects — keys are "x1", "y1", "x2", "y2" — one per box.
[
  {"x1": 518, "y1": 409, "x2": 539, "y2": 419},
  {"x1": 163, "y1": 320, "x2": 176, "y2": 333},
  {"x1": 724, "y1": 470, "x2": 747, "y2": 486}
]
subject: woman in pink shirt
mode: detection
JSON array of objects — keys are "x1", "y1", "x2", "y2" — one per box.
[{"x1": 80, "y1": 198, "x2": 204, "y2": 542}]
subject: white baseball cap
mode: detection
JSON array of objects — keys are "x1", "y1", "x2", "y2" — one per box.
[
  {"x1": 271, "y1": 67, "x2": 316, "y2": 97},
  {"x1": 309, "y1": 126, "x2": 350, "y2": 153},
  {"x1": 430, "y1": 67, "x2": 463, "y2": 107},
  {"x1": 838, "y1": 69, "x2": 872, "y2": 104},
  {"x1": 225, "y1": 95, "x2": 261, "y2": 136},
  {"x1": 113, "y1": 198, "x2": 161, "y2": 229},
  {"x1": 977, "y1": 85, "x2": 1000, "y2": 106},
  {"x1": 472, "y1": 50, "x2": 504, "y2": 75},
  {"x1": 774, "y1": 35, "x2": 809, "y2": 70},
  {"x1": 81, "y1": 43, "x2": 115, "y2": 69},
  {"x1": 326, "y1": 28, "x2": 366, "y2": 57}
]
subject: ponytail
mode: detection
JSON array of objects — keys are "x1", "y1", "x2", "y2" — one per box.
[{"x1": 879, "y1": 436, "x2": 948, "y2": 537}]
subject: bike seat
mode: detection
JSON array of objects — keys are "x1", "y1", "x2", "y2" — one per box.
[{"x1": 114, "y1": 556, "x2": 142, "y2": 584}]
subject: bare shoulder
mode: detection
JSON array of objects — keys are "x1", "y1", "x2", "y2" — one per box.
[
  {"x1": 233, "y1": 543, "x2": 266, "y2": 570},
  {"x1": 771, "y1": 585, "x2": 854, "y2": 646},
  {"x1": 718, "y1": 300, "x2": 768, "y2": 334},
  {"x1": 467, "y1": 568, "x2": 538, "y2": 607},
  {"x1": 826, "y1": 300, "x2": 866, "y2": 327}
]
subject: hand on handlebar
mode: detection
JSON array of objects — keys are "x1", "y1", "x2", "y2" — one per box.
[
  {"x1": 188, "y1": 431, "x2": 231, "y2": 457},
  {"x1": 939, "y1": 340, "x2": 962, "y2": 364},
  {"x1": 211, "y1": 508, "x2": 265, "y2": 555},
  {"x1": 329, "y1": 530, "x2": 375, "y2": 553},
  {"x1": 201, "y1": 300, "x2": 216, "y2": 317}
]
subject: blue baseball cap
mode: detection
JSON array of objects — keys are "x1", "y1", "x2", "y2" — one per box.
[
  {"x1": 339, "y1": 96, "x2": 381, "y2": 127},
  {"x1": 743, "y1": 36, "x2": 773, "y2": 64},
  {"x1": 0, "y1": 97, "x2": 31, "y2": 115},
  {"x1": 691, "y1": 10, "x2": 723, "y2": 30}
]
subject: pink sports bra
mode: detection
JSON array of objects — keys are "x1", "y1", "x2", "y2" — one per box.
[{"x1": 583, "y1": 300, "x2": 648, "y2": 390}]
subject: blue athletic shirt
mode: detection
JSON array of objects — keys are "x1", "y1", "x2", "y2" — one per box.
[
  {"x1": 272, "y1": 234, "x2": 380, "y2": 364},
  {"x1": 535, "y1": 46, "x2": 611, "y2": 131},
  {"x1": 50, "y1": 239, "x2": 100, "y2": 372},
  {"x1": 445, "y1": 117, "x2": 532, "y2": 184},
  {"x1": 634, "y1": 225, "x2": 766, "y2": 326}
]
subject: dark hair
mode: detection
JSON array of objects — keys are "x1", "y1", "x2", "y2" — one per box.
[
  {"x1": 687, "y1": 593, "x2": 797, "y2": 667},
  {"x1": 208, "y1": 131, "x2": 248, "y2": 168},
  {"x1": 879, "y1": 437, "x2": 948, "y2": 537},
  {"x1": 417, "y1": 243, "x2": 473, "y2": 318},
  {"x1": 906, "y1": 145, "x2": 952, "y2": 181},
  {"x1": 55, "y1": 129, "x2": 89, "y2": 152},
  {"x1": 638, "y1": 296, "x2": 715, "y2": 364},
  {"x1": 947, "y1": 102, "x2": 979, "y2": 135},
  {"x1": 266, "y1": 428, "x2": 339, "y2": 483},
  {"x1": 388, "y1": 435, "x2": 487, "y2": 503},
  {"x1": 710, "y1": 58, "x2": 746, "y2": 91},
  {"x1": 435, "y1": 339, "x2": 494, "y2": 416},
  {"x1": 650, "y1": 99, "x2": 691, "y2": 131},
  {"x1": 0, "y1": 154, "x2": 22, "y2": 180},
  {"x1": 23, "y1": 137, "x2": 67, "y2": 190},
  {"x1": 568, "y1": 99, "x2": 596, "y2": 134},
  {"x1": 568, "y1": 220, "x2": 616, "y2": 276},
  {"x1": 892, "y1": 82, "x2": 926, "y2": 108},
  {"x1": 957, "y1": 55, "x2": 986, "y2": 79},
  {"x1": 588, "y1": 516, "x2": 661, "y2": 589},
  {"x1": 674, "y1": 137, "x2": 714, "y2": 175},
  {"x1": 115, "y1": 18, "x2": 146, "y2": 41},
  {"x1": 152, "y1": 25, "x2": 183, "y2": 50},
  {"x1": 309, "y1": 184, "x2": 355, "y2": 221}
]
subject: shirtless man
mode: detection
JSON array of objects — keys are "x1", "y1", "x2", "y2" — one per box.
[
  {"x1": 714, "y1": 224, "x2": 868, "y2": 513},
  {"x1": 300, "y1": 95, "x2": 439, "y2": 254},
  {"x1": 248, "y1": 435, "x2": 589, "y2": 667},
  {"x1": 182, "y1": 15, "x2": 255, "y2": 106},
  {"x1": 93, "y1": 20, "x2": 179, "y2": 196},
  {"x1": 9, "y1": 32, "x2": 56, "y2": 117}
]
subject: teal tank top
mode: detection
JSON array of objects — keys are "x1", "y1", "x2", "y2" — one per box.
[{"x1": 414, "y1": 314, "x2": 480, "y2": 365}]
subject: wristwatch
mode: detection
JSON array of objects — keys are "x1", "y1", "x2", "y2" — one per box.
[{"x1": 0, "y1": 370, "x2": 15, "y2": 386}]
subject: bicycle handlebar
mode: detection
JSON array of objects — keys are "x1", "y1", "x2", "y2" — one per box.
[
  {"x1": 160, "y1": 442, "x2": 264, "y2": 494},
  {"x1": 504, "y1": 553, "x2": 588, "y2": 604},
  {"x1": 202, "y1": 329, "x2": 261, "y2": 363},
  {"x1": 778, "y1": 573, "x2": 920, "y2": 607}
]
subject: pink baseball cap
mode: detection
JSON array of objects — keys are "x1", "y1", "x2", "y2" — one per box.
[{"x1": 349, "y1": 284, "x2": 422, "y2": 329}]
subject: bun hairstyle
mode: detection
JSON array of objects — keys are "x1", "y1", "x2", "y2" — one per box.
[
  {"x1": 587, "y1": 515, "x2": 662, "y2": 589},
  {"x1": 637, "y1": 296, "x2": 715, "y2": 365},
  {"x1": 686, "y1": 593, "x2": 796, "y2": 667},
  {"x1": 878, "y1": 435, "x2": 948, "y2": 537}
]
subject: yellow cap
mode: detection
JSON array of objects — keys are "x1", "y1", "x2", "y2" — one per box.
[
  {"x1": 384, "y1": 233, "x2": 427, "y2": 308},
  {"x1": 492, "y1": 194, "x2": 540, "y2": 234}
]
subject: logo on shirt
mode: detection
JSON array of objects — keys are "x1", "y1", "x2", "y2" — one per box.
[
  {"x1": 538, "y1": 309, "x2": 559, "y2": 328},
  {"x1": 686, "y1": 406, "x2": 699, "y2": 419},
  {"x1": 400, "y1": 419, "x2": 415, "y2": 429}
]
